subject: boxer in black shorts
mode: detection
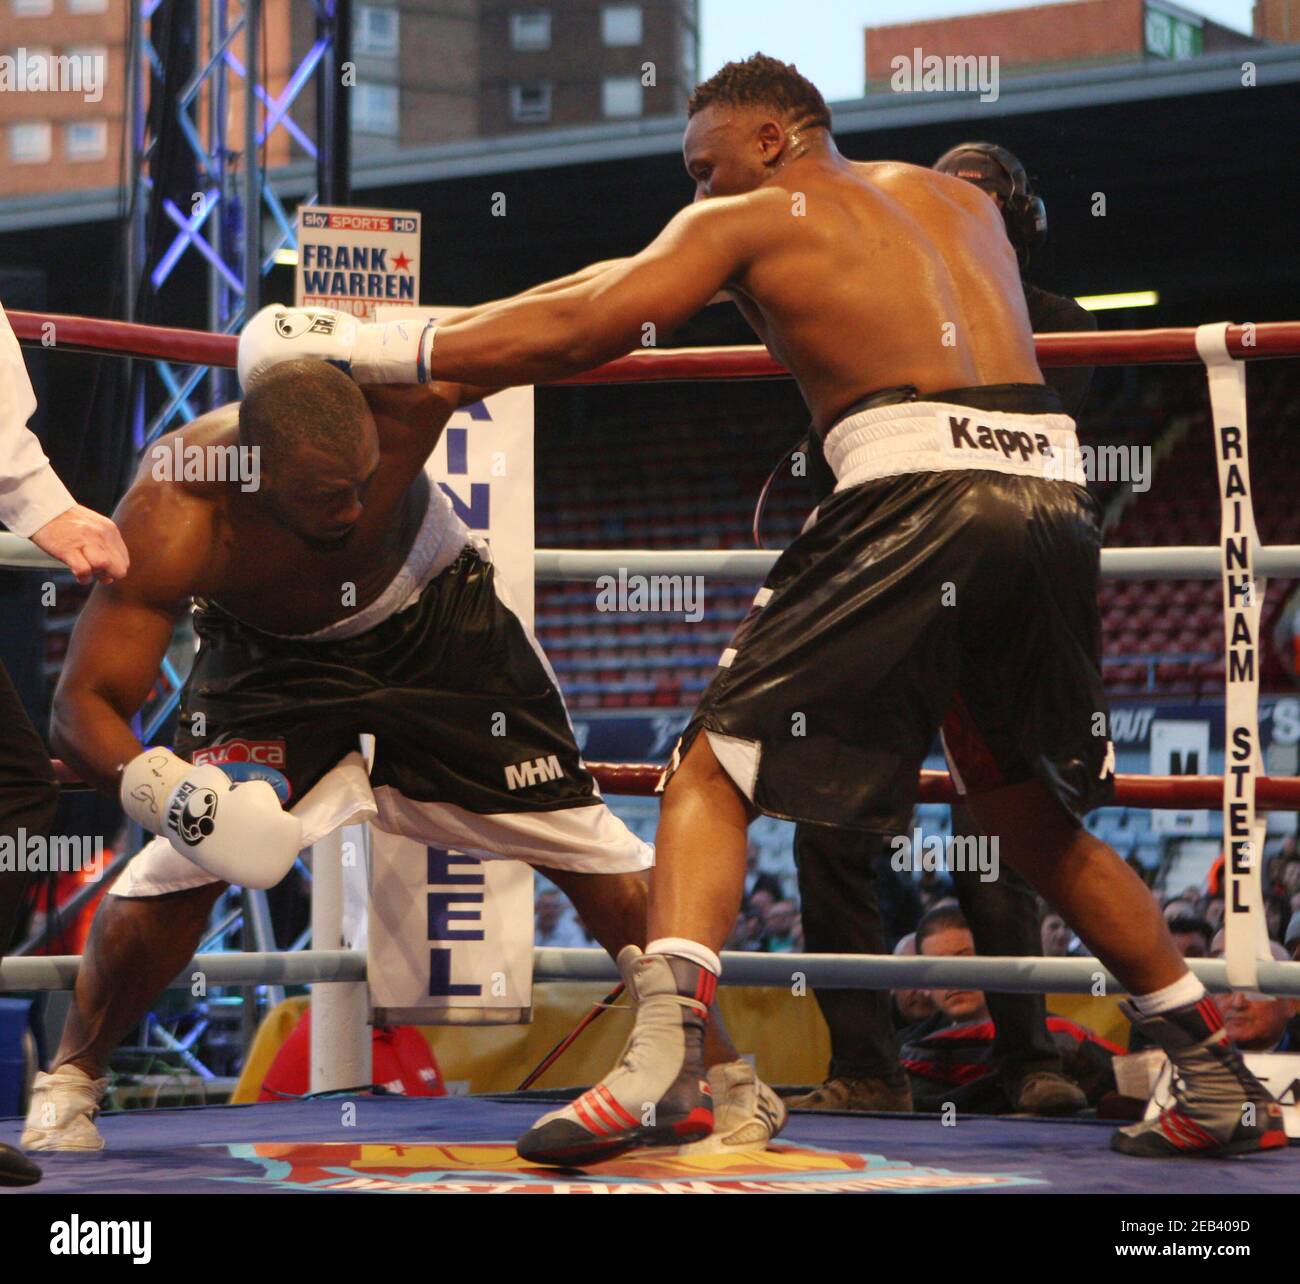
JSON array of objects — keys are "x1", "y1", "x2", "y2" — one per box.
[
  {"x1": 673, "y1": 382, "x2": 1113, "y2": 831},
  {"x1": 24, "y1": 358, "x2": 784, "y2": 1155},
  {"x1": 239, "y1": 57, "x2": 1284, "y2": 1165}
]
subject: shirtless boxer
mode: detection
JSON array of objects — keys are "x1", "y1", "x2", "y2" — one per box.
[
  {"x1": 22, "y1": 358, "x2": 783, "y2": 1155},
  {"x1": 236, "y1": 55, "x2": 1283, "y2": 1163}
]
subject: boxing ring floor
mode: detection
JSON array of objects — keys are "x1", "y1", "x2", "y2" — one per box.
[{"x1": 3, "y1": 1095, "x2": 1296, "y2": 1194}]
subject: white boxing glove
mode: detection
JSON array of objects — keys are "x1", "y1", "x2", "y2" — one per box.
[
  {"x1": 120, "y1": 747, "x2": 304, "y2": 890},
  {"x1": 237, "y1": 304, "x2": 435, "y2": 391}
]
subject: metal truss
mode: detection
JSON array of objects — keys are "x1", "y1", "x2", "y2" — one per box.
[
  {"x1": 124, "y1": 0, "x2": 348, "y2": 445},
  {"x1": 122, "y1": 0, "x2": 350, "y2": 740}
]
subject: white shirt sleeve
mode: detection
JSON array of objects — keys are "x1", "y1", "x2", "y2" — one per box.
[{"x1": 0, "y1": 300, "x2": 76, "y2": 537}]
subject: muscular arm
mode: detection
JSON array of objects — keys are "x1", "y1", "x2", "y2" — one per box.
[
  {"x1": 361, "y1": 380, "x2": 496, "y2": 471},
  {"x1": 50, "y1": 478, "x2": 207, "y2": 794},
  {"x1": 449, "y1": 260, "x2": 629, "y2": 325},
  {"x1": 425, "y1": 202, "x2": 754, "y2": 386}
]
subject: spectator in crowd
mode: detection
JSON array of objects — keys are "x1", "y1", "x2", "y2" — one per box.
[
  {"x1": 1162, "y1": 897, "x2": 1198, "y2": 924},
  {"x1": 747, "y1": 881, "x2": 780, "y2": 925},
  {"x1": 898, "y1": 905, "x2": 1121, "y2": 1113},
  {"x1": 1202, "y1": 895, "x2": 1226, "y2": 934},
  {"x1": 1285, "y1": 911, "x2": 1300, "y2": 962},
  {"x1": 917, "y1": 902, "x2": 989, "y2": 1024},
  {"x1": 892, "y1": 931, "x2": 938, "y2": 1029},
  {"x1": 761, "y1": 899, "x2": 802, "y2": 953},
  {"x1": 534, "y1": 888, "x2": 591, "y2": 948},
  {"x1": 1266, "y1": 894, "x2": 1291, "y2": 944},
  {"x1": 1280, "y1": 853, "x2": 1300, "y2": 900},
  {"x1": 1210, "y1": 934, "x2": 1300, "y2": 1053},
  {"x1": 725, "y1": 899, "x2": 767, "y2": 952},
  {"x1": 1166, "y1": 914, "x2": 1213, "y2": 959},
  {"x1": 1040, "y1": 908, "x2": 1074, "y2": 957}
]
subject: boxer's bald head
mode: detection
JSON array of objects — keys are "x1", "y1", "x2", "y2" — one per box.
[
  {"x1": 239, "y1": 358, "x2": 380, "y2": 551},
  {"x1": 685, "y1": 53, "x2": 831, "y2": 201}
]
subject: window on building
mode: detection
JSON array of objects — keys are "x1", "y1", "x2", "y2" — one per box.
[
  {"x1": 602, "y1": 75, "x2": 643, "y2": 118},
  {"x1": 65, "y1": 119, "x2": 106, "y2": 161},
  {"x1": 355, "y1": 5, "x2": 399, "y2": 57},
  {"x1": 67, "y1": 0, "x2": 109, "y2": 13},
  {"x1": 66, "y1": 43, "x2": 108, "y2": 79},
  {"x1": 602, "y1": 4, "x2": 642, "y2": 47},
  {"x1": 350, "y1": 82, "x2": 399, "y2": 135},
  {"x1": 10, "y1": 122, "x2": 52, "y2": 164},
  {"x1": 12, "y1": 0, "x2": 54, "y2": 16},
  {"x1": 510, "y1": 11, "x2": 551, "y2": 51},
  {"x1": 510, "y1": 83, "x2": 552, "y2": 123}
]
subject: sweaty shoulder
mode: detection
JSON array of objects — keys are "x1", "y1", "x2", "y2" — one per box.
[
  {"x1": 117, "y1": 410, "x2": 234, "y2": 604},
  {"x1": 688, "y1": 186, "x2": 798, "y2": 259},
  {"x1": 861, "y1": 160, "x2": 1001, "y2": 220}
]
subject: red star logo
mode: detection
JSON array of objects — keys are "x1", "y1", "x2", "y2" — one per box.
[{"x1": 392, "y1": 252, "x2": 411, "y2": 271}]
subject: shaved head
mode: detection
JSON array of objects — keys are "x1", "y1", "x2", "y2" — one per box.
[
  {"x1": 239, "y1": 358, "x2": 371, "y2": 477},
  {"x1": 238, "y1": 358, "x2": 380, "y2": 550}
]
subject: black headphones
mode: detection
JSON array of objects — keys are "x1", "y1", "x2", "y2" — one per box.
[{"x1": 933, "y1": 141, "x2": 1047, "y2": 265}]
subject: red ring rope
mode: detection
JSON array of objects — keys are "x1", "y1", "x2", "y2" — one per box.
[
  {"x1": 49, "y1": 759, "x2": 1300, "y2": 810},
  {"x1": 27, "y1": 310, "x2": 1300, "y2": 818},
  {"x1": 9, "y1": 311, "x2": 1300, "y2": 382},
  {"x1": 585, "y1": 762, "x2": 1300, "y2": 809}
]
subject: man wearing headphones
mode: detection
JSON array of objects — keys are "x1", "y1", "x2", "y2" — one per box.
[{"x1": 790, "y1": 142, "x2": 1100, "y2": 1117}]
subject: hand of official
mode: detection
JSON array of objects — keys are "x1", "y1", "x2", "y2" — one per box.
[{"x1": 30, "y1": 504, "x2": 129, "y2": 585}]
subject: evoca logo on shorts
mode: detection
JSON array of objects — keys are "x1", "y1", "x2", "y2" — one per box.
[
  {"x1": 504, "y1": 754, "x2": 564, "y2": 790},
  {"x1": 49, "y1": 1216, "x2": 151, "y2": 1265}
]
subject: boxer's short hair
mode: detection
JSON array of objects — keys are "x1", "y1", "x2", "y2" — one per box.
[
  {"x1": 688, "y1": 53, "x2": 831, "y2": 132},
  {"x1": 239, "y1": 357, "x2": 369, "y2": 474}
]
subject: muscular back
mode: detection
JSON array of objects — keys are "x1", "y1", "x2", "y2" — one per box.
[{"x1": 728, "y1": 159, "x2": 1043, "y2": 430}]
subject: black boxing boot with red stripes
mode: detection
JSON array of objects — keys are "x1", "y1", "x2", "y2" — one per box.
[
  {"x1": 516, "y1": 945, "x2": 716, "y2": 1166},
  {"x1": 1111, "y1": 996, "x2": 1287, "y2": 1158}
]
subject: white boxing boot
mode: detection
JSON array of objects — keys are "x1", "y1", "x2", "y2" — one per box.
[
  {"x1": 676, "y1": 1058, "x2": 788, "y2": 1155},
  {"x1": 21, "y1": 1064, "x2": 108, "y2": 1152}
]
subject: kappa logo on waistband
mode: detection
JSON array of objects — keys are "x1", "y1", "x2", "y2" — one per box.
[{"x1": 946, "y1": 415, "x2": 1059, "y2": 464}]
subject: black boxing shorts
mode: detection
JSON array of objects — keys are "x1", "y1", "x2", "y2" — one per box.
[
  {"x1": 661, "y1": 383, "x2": 1115, "y2": 832},
  {"x1": 111, "y1": 542, "x2": 651, "y2": 898}
]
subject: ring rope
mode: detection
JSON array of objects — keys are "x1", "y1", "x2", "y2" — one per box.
[
  {"x1": 9, "y1": 311, "x2": 1300, "y2": 379},
  {"x1": 3, "y1": 946, "x2": 1299, "y2": 997},
  {"x1": 44, "y1": 757, "x2": 1300, "y2": 809}
]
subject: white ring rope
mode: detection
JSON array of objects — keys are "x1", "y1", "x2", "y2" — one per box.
[{"x1": 3, "y1": 947, "x2": 1300, "y2": 997}]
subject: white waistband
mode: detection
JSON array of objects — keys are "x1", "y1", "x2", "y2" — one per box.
[
  {"x1": 823, "y1": 400, "x2": 1087, "y2": 490},
  {"x1": 276, "y1": 470, "x2": 473, "y2": 642}
]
